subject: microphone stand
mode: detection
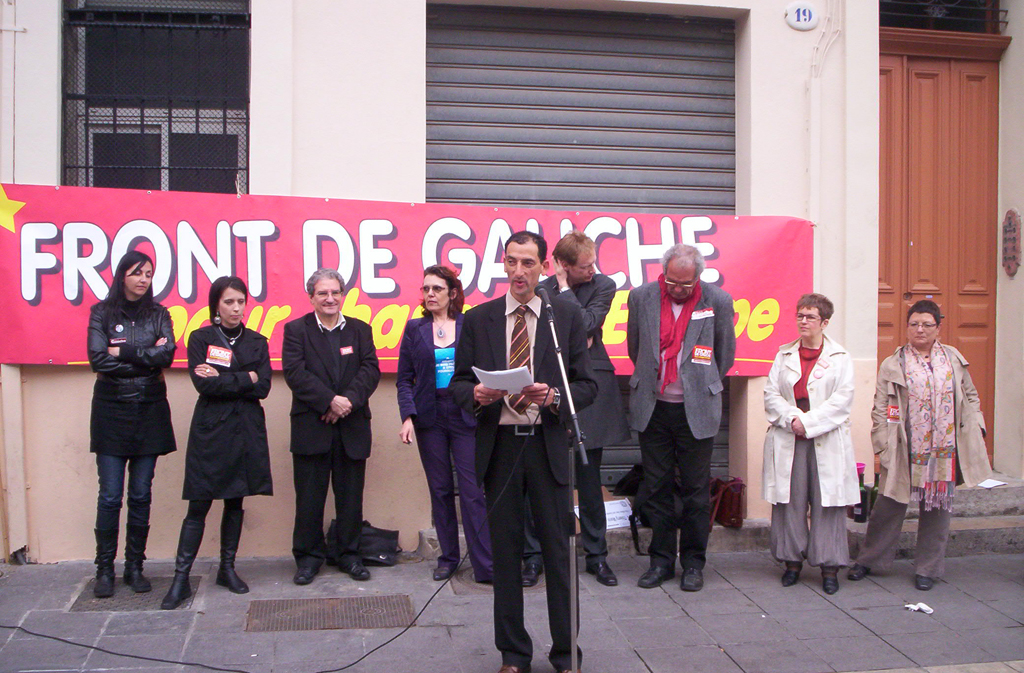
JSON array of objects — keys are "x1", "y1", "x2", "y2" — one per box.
[{"x1": 536, "y1": 286, "x2": 586, "y2": 673}]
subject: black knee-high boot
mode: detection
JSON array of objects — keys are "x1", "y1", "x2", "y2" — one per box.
[
  {"x1": 94, "y1": 528, "x2": 119, "y2": 598},
  {"x1": 216, "y1": 509, "x2": 249, "y2": 594},
  {"x1": 123, "y1": 524, "x2": 152, "y2": 593},
  {"x1": 161, "y1": 519, "x2": 205, "y2": 610}
]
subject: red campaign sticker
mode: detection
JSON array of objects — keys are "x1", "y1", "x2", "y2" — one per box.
[
  {"x1": 691, "y1": 345, "x2": 713, "y2": 365},
  {"x1": 887, "y1": 405, "x2": 901, "y2": 423},
  {"x1": 206, "y1": 344, "x2": 232, "y2": 367},
  {"x1": 340, "y1": 346, "x2": 354, "y2": 356}
]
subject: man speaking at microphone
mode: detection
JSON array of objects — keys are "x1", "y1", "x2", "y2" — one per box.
[{"x1": 451, "y1": 230, "x2": 597, "y2": 673}]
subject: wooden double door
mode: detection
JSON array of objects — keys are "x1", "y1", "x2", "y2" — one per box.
[{"x1": 878, "y1": 51, "x2": 998, "y2": 458}]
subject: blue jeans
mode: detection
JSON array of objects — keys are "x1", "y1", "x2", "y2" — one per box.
[{"x1": 95, "y1": 454, "x2": 158, "y2": 531}]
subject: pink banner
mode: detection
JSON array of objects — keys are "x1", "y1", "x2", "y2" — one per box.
[{"x1": 0, "y1": 183, "x2": 812, "y2": 376}]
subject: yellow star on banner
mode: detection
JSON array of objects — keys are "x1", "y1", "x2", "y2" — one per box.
[{"x1": 0, "y1": 184, "x2": 26, "y2": 233}]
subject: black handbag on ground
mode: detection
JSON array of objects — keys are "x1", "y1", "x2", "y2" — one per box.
[{"x1": 326, "y1": 519, "x2": 401, "y2": 567}]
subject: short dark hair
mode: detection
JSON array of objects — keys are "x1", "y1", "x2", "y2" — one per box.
[
  {"x1": 796, "y1": 293, "x2": 834, "y2": 321},
  {"x1": 420, "y1": 265, "x2": 465, "y2": 319},
  {"x1": 505, "y1": 230, "x2": 547, "y2": 261},
  {"x1": 209, "y1": 276, "x2": 249, "y2": 320},
  {"x1": 907, "y1": 299, "x2": 942, "y2": 327}
]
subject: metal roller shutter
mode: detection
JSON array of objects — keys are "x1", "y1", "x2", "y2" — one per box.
[{"x1": 426, "y1": 4, "x2": 735, "y2": 480}]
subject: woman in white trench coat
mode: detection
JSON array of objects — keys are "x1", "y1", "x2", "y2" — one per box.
[{"x1": 763, "y1": 294, "x2": 859, "y2": 594}]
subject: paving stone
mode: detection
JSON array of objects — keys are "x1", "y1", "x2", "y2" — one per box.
[
  {"x1": 578, "y1": 647, "x2": 652, "y2": 673},
  {"x1": 84, "y1": 634, "x2": 187, "y2": 670},
  {"x1": 775, "y1": 607, "x2": 873, "y2": 640},
  {"x1": 669, "y1": 586, "x2": 763, "y2": 615},
  {"x1": 743, "y1": 583, "x2": 838, "y2": 614},
  {"x1": 882, "y1": 627, "x2": 998, "y2": 666},
  {"x1": 926, "y1": 596, "x2": 1021, "y2": 631},
  {"x1": 723, "y1": 639, "x2": 833, "y2": 673},
  {"x1": 594, "y1": 589, "x2": 686, "y2": 620},
  {"x1": 949, "y1": 575, "x2": 1024, "y2": 603},
  {"x1": 614, "y1": 616, "x2": 713, "y2": 648},
  {"x1": 577, "y1": 616, "x2": 632, "y2": 650},
  {"x1": 181, "y1": 631, "x2": 277, "y2": 666},
  {"x1": 10, "y1": 609, "x2": 109, "y2": 640},
  {"x1": 847, "y1": 604, "x2": 948, "y2": 635},
  {"x1": 1006, "y1": 661, "x2": 1024, "y2": 673},
  {"x1": 988, "y1": 600, "x2": 1024, "y2": 625},
  {"x1": 698, "y1": 612, "x2": 790, "y2": 644},
  {"x1": 803, "y1": 634, "x2": 915, "y2": 671},
  {"x1": 961, "y1": 627, "x2": 1024, "y2": 662},
  {"x1": 925, "y1": 663, "x2": 1020, "y2": 673},
  {"x1": 637, "y1": 644, "x2": 745, "y2": 673},
  {"x1": 0, "y1": 635, "x2": 93, "y2": 672},
  {"x1": 104, "y1": 609, "x2": 195, "y2": 636}
]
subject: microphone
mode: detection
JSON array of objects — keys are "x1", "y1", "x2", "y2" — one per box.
[{"x1": 534, "y1": 284, "x2": 553, "y2": 307}]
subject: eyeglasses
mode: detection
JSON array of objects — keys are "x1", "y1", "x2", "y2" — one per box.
[
  {"x1": 908, "y1": 322, "x2": 937, "y2": 330},
  {"x1": 796, "y1": 313, "x2": 822, "y2": 323},
  {"x1": 314, "y1": 290, "x2": 343, "y2": 299},
  {"x1": 664, "y1": 278, "x2": 698, "y2": 290},
  {"x1": 421, "y1": 284, "x2": 447, "y2": 295}
]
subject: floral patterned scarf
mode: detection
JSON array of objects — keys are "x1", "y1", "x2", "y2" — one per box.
[{"x1": 903, "y1": 341, "x2": 957, "y2": 511}]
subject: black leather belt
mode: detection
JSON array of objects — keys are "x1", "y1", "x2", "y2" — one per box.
[{"x1": 499, "y1": 424, "x2": 537, "y2": 436}]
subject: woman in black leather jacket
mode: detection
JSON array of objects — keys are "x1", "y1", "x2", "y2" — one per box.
[{"x1": 87, "y1": 250, "x2": 177, "y2": 598}]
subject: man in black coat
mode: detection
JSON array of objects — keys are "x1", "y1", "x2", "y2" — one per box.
[
  {"x1": 450, "y1": 231, "x2": 597, "y2": 673},
  {"x1": 522, "y1": 230, "x2": 631, "y2": 589},
  {"x1": 283, "y1": 268, "x2": 381, "y2": 585}
]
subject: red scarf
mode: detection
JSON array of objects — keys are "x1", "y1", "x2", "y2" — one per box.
[{"x1": 658, "y1": 274, "x2": 702, "y2": 393}]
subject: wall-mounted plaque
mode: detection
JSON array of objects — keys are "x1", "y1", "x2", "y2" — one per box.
[{"x1": 1004, "y1": 208, "x2": 1021, "y2": 278}]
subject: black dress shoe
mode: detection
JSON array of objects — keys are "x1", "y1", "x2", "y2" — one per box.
[
  {"x1": 847, "y1": 564, "x2": 870, "y2": 581},
  {"x1": 681, "y1": 567, "x2": 704, "y2": 592},
  {"x1": 822, "y1": 575, "x2": 839, "y2": 594},
  {"x1": 781, "y1": 568, "x2": 801, "y2": 587},
  {"x1": 433, "y1": 566, "x2": 454, "y2": 581},
  {"x1": 341, "y1": 561, "x2": 371, "y2": 581},
  {"x1": 587, "y1": 561, "x2": 618, "y2": 587},
  {"x1": 522, "y1": 563, "x2": 543, "y2": 587},
  {"x1": 914, "y1": 574, "x2": 934, "y2": 591},
  {"x1": 637, "y1": 565, "x2": 674, "y2": 589},
  {"x1": 293, "y1": 566, "x2": 319, "y2": 585}
]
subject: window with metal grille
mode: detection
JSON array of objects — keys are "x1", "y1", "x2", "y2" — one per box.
[
  {"x1": 880, "y1": 1, "x2": 1008, "y2": 34},
  {"x1": 62, "y1": 0, "x2": 251, "y2": 194}
]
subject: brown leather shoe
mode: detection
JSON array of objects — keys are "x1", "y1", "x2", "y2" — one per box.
[{"x1": 498, "y1": 666, "x2": 530, "y2": 673}]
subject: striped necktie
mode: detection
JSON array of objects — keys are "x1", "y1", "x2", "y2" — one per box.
[{"x1": 507, "y1": 304, "x2": 531, "y2": 414}]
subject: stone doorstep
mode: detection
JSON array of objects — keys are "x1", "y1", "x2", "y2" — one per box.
[
  {"x1": 902, "y1": 473, "x2": 1024, "y2": 520},
  {"x1": 417, "y1": 519, "x2": 773, "y2": 560},
  {"x1": 848, "y1": 515, "x2": 1024, "y2": 559}
]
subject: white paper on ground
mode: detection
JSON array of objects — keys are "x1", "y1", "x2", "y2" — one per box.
[
  {"x1": 472, "y1": 365, "x2": 533, "y2": 392},
  {"x1": 976, "y1": 478, "x2": 1007, "y2": 489},
  {"x1": 904, "y1": 602, "x2": 934, "y2": 614},
  {"x1": 574, "y1": 498, "x2": 633, "y2": 530}
]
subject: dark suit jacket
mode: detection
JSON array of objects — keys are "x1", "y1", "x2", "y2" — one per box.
[
  {"x1": 450, "y1": 295, "x2": 598, "y2": 486},
  {"x1": 282, "y1": 312, "x2": 381, "y2": 459},
  {"x1": 396, "y1": 313, "x2": 476, "y2": 430},
  {"x1": 541, "y1": 274, "x2": 616, "y2": 372}
]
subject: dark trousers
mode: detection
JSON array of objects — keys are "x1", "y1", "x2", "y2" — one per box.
[
  {"x1": 291, "y1": 435, "x2": 366, "y2": 570},
  {"x1": 524, "y1": 446, "x2": 607, "y2": 567},
  {"x1": 415, "y1": 392, "x2": 492, "y2": 580},
  {"x1": 639, "y1": 400, "x2": 714, "y2": 570},
  {"x1": 486, "y1": 427, "x2": 579, "y2": 671},
  {"x1": 96, "y1": 454, "x2": 158, "y2": 531}
]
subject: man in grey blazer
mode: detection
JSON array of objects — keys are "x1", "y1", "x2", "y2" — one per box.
[{"x1": 627, "y1": 244, "x2": 736, "y2": 591}]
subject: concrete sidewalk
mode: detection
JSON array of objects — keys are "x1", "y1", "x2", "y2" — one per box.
[{"x1": 0, "y1": 551, "x2": 1021, "y2": 673}]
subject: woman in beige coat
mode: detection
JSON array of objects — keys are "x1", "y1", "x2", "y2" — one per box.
[
  {"x1": 848, "y1": 300, "x2": 990, "y2": 591},
  {"x1": 763, "y1": 294, "x2": 859, "y2": 594}
]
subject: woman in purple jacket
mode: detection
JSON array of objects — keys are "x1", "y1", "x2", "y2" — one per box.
[{"x1": 397, "y1": 265, "x2": 492, "y2": 583}]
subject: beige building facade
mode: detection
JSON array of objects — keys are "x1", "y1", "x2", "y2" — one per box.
[{"x1": 0, "y1": 0, "x2": 1020, "y2": 563}]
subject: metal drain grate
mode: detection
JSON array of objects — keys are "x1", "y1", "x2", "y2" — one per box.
[
  {"x1": 246, "y1": 595, "x2": 415, "y2": 632},
  {"x1": 70, "y1": 576, "x2": 199, "y2": 612}
]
